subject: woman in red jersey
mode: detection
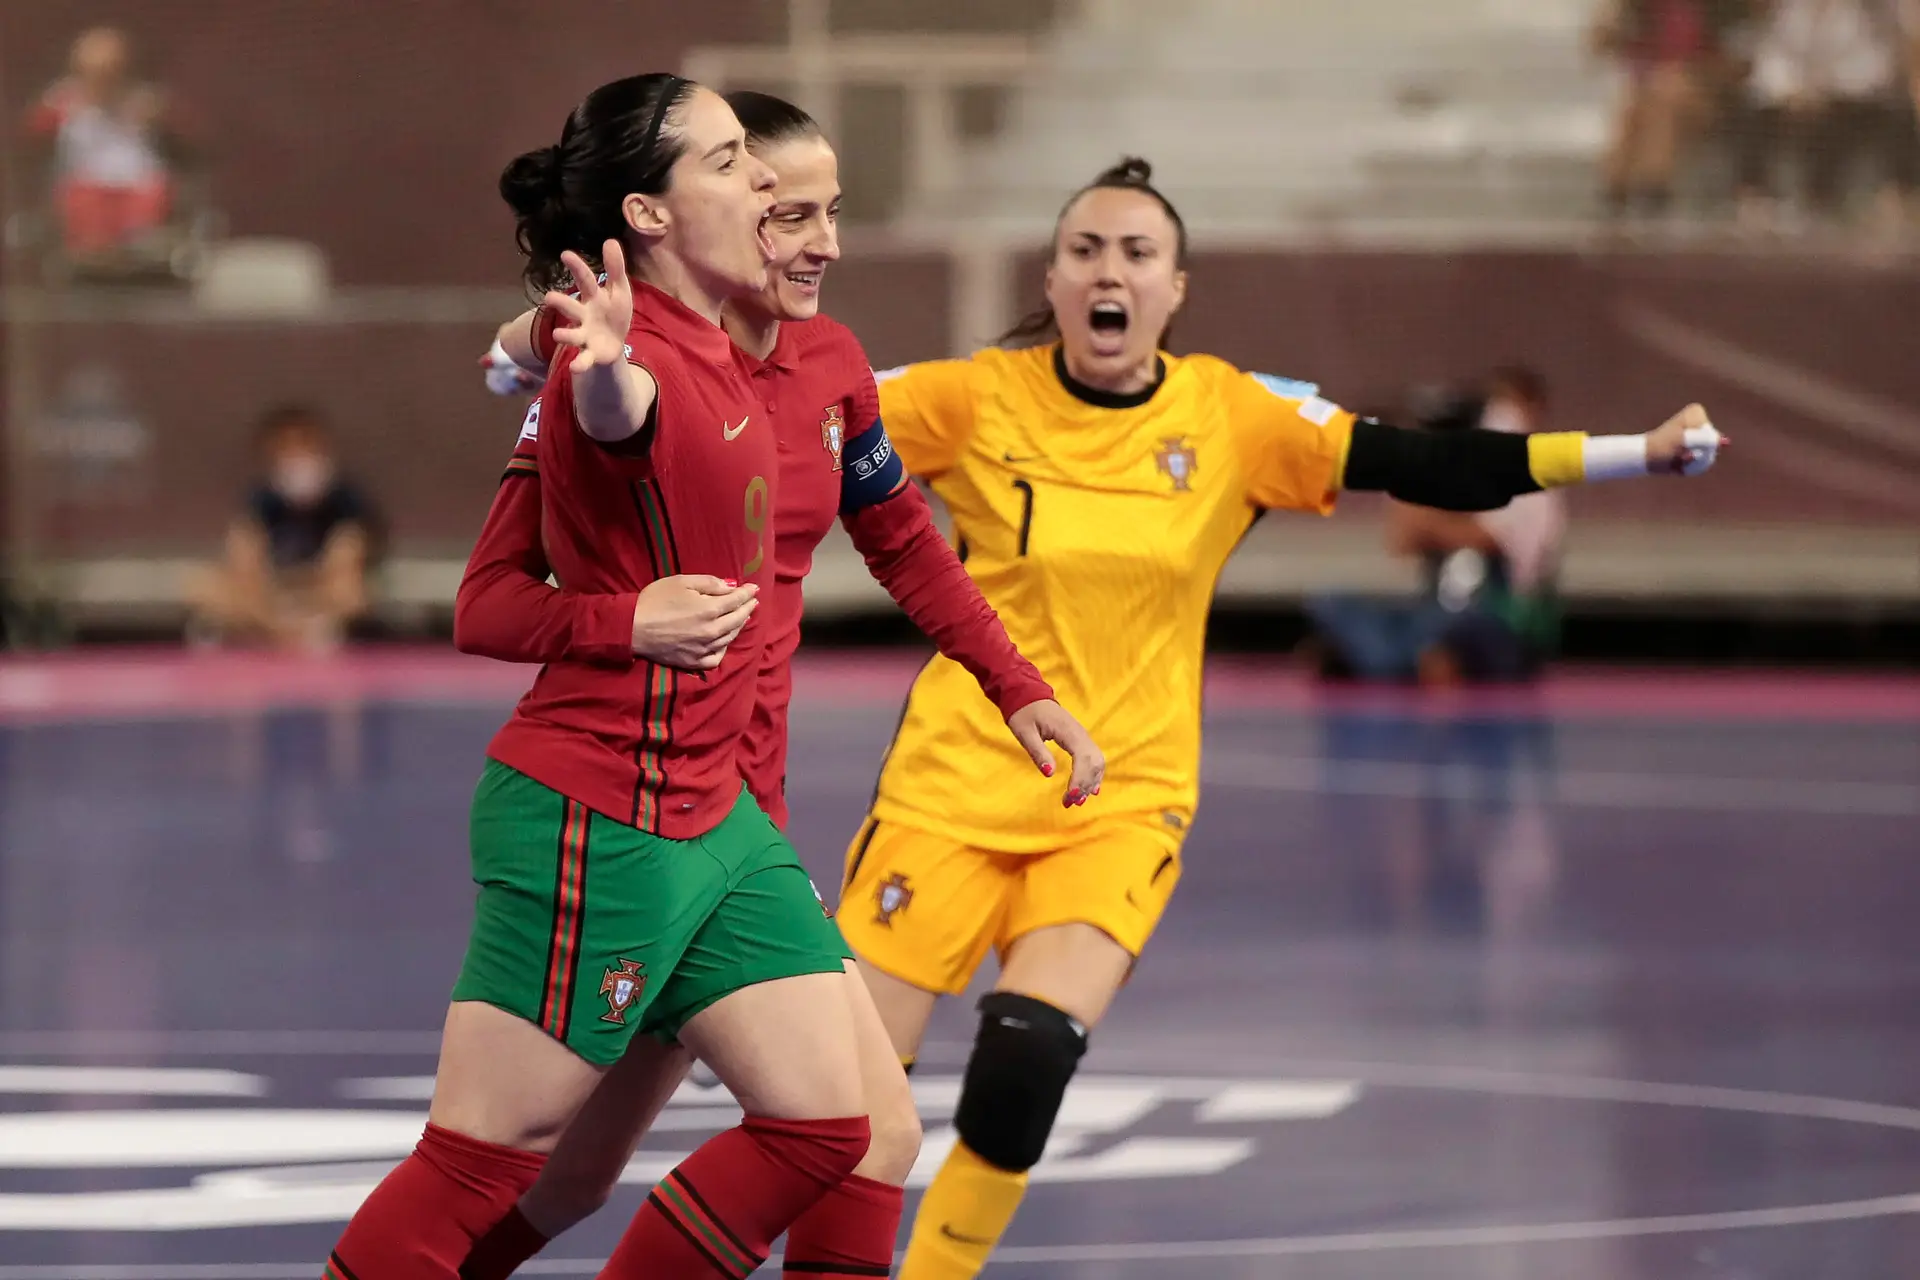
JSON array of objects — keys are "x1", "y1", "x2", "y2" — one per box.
[
  {"x1": 452, "y1": 92, "x2": 1103, "y2": 1280},
  {"x1": 323, "y1": 75, "x2": 1037, "y2": 1280}
]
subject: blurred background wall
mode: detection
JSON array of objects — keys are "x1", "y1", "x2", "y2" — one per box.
[{"x1": 2, "y1": 0, "x2": 1915, "y2": 658}]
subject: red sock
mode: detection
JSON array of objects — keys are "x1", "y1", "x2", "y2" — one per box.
[
  {"x1": 599, "y1": 1115, "x2": 869, "y2": 1280},
  {"x1": 782, "y1": 1173, "x2": 903, "y2": 1278},
  {"x1": 459, "y1": 1204, "x2": 550, "y2": 1280},
  {"x1": 325, "y1": 1124, "x2": 546, "y2": 1280}
]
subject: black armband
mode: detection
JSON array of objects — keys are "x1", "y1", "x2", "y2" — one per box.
[
  {"x1": 1341, "y1": 419, "x2": 1541, "y2": 512},
  {"x1": 838, "y1": 422, "x2": 909, "y2": 514}
]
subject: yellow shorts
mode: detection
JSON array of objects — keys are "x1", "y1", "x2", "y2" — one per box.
[{"x1": 837, "y1": 814, "x2": 1184, "y2": 996}]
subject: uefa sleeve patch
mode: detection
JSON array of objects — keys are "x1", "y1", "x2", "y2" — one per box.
[
  {"x1": 1297, "y1": 396, "x2": 1339, "y2": 427},
  {"x1": 518, "y1": 398, "x2": 542, "y2": 442},
  {"x1": 1251, "y1": 372, "x2": 1320, "y2": 401}
]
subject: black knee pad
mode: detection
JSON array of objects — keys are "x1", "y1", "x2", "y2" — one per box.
[{"x1": 952, "y1": 992, "x2": 1088, "y2": 1172}]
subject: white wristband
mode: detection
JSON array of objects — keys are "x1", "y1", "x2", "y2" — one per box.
[
  {"x1": 1581, "y1": 434, "x2": 1649, "y2": 482},
  {"x1": 491, "y1": 337, "x2": 540, "y2": 374},
  {"x1": 484, "y1": 338, "x2": 541, "y2": 396}
]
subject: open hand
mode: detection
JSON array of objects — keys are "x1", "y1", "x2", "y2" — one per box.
[{"x1": 545, "y1": 241, "x2": 633, "y2": 376}]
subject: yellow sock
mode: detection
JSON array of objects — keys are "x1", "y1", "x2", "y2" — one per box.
[{"x1": 899, "y1": 1139, "x2": 1029, "y2": 1280}]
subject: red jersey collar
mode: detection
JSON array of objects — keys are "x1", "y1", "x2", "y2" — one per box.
[
  {"x1": 631, "y1": 280, "x2": 735, "y2": 365},
  {"x1": 750, "y1": 320, "x2": 803, "y2": 373}
]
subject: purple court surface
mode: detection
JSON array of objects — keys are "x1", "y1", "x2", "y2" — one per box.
[{"x1": 2, "y1": 649, "x2": 1918, "y2": 1280}]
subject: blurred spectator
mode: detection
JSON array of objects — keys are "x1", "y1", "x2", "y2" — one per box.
[
  {"x1": 1593, "y1": 0, "x2": 1747, "y2": 219},
  {"x1": 188, "y1": 406, "x2": 374, "y2": 652},
  {"x1": 22, "y1": 27, "x2": 187, "y2": 271},
  {"x1": 1302, "y1": 368, "x2": 1566, "y2": 687},
  {"x1": 1735, "y1": 0, "x2": 1918, "y2": 241}
]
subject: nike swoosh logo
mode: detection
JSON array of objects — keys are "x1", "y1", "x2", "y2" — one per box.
[
  {"x1": 940, "y1": 1224, "x2": 996, "y2": 1247},
  {"x1": 723, "y1": 417, "x2": 749, "y2": 441}
]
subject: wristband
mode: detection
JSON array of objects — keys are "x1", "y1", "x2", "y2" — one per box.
[
  {"x1": 484, "y1": 338, "x2": 542, "y2": 396},
  {"x1": 1580, "y1": 433, "x2": 1649, "y2": 482}
]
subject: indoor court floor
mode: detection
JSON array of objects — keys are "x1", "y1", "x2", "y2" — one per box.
[{"x1": 2, "y1": 649, "x2": 1918, "y2": 1279}]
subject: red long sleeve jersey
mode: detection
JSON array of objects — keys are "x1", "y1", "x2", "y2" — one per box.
[
  {"x1": 458, "y1": 312, "x2": 1052, "y2": 828},
  {"x1": 481, "y1": 285, "x2": 777, "y2": 838}
]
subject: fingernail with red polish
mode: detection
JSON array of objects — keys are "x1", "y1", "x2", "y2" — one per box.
[
  {"x1": 1066, "y1": 789, "x2": 1083, "y2": 805},
  {"x1": 1041, "y1": 762, "x2": 1054, "y2": 777}
]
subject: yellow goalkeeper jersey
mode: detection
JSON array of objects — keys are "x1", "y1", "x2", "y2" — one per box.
[{"x1": 869, "y1": 343, "x2": 1356, "y2": 851}]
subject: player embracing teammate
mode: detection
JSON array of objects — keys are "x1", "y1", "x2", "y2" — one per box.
[
  {"x1": 335, "y1": 74, "x2": 1725, "y2": 1280},
  {"x1": 323, "y1": 74, "x2": 1098, "y2": 1280}
]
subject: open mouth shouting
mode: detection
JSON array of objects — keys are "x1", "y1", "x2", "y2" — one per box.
[
  {"x1": 1087, "y1": 298, "x2": 1130, "y2": 357},
  {"x1": 756, "y1": 207, "x2": 777, "y2": 264}
]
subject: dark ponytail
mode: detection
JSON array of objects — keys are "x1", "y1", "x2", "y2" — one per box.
[
  {"x1": 996, "y1": 155, "x2": 1190, "y2": 349},
  {"x1": 500, "y1": 73, "x2": 700, "y2": 295}
]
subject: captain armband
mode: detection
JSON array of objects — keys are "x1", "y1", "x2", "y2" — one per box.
[{"x1": 838, "y1": 422, "x2": 910, "y2": 514}]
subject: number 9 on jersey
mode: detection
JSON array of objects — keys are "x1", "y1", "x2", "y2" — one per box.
[{"x1": 742, "y1": 475, "x2": 769, "y2": 576}]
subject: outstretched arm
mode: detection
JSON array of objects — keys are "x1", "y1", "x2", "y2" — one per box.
[
  {"x1": 1340, "y1": 405, "x2": 1722, "y2": 511},
  {"x1": 480, "y1": 308, "x2": 545, "y2": 396},
  {"x1": 547, "y1": 243, "x2": 658, "y2": 446},
  {"x1": 1227, "y1": 371, "x2": 1723, "y2": 516}
]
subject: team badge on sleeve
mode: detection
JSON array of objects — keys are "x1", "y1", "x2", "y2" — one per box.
[
  {"x1": 598, "y1": 958, "x2": 646, "y2": 1024},
  {"x1": 1251, "y1": 372, "x2": 1339, "y2": 427},
  {"x1": 1295, "y1": 396, "x2": 1339, "y2": 426},
  {"x1": 1154, "y1": 436, "x2": 1197, "y2": 492},
  {"x1": 821, "y1": 405, "x2": 846, "y2": 472},
  {"x1": 873, "y1": 872, "x2": 914, "y2": 927},
  {"x1": 518, "y1": 398, "x2": 542, "y2": 443}
]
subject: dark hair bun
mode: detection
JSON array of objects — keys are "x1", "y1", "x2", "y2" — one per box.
[
  {"x1": 1097, "y1": 156, "x2": 1154, "y2": 186},
  {"x1": 501, "y1": 144, "x2": 576, "y2": 292},
  {"x1": 499, "y1": 144, "x2": 562, "y2": 218}
]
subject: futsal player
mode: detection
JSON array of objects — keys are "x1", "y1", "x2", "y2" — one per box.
[{"x1": 837, "y1": 157, "x2": 1725, "y2": 1280}]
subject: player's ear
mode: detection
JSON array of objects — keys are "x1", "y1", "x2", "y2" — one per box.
[
  {"x1": 623, "y1": 192, "x2": 669, "y2": 243},
  {"x1": 1170, "y1": 268, "x2": 1188, "y2": 315}
]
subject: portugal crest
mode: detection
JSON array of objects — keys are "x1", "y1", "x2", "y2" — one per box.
[
  {"x1": 873, "y1": 872, "x2": 914, "y2": 927},
  {"x1": 821, "y1": 405, "x2": 846, "y2": 472},
  {"x1": 598, "y1": 958, "x2": 646, "y2": 1024},
  {"x1": 1154, "y1": 437, "x2": 1197, "y2": 492}
]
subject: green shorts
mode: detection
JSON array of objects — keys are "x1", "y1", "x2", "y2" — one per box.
[{"x1": 450, "y1": 760, "x2": 851, "y2": 1064}]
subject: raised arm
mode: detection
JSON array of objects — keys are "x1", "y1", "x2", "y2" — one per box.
[
  {"x1": 1223, "y1": 369, "x2": 1722, "y2": 516},
  {"x1": 548, "y1": 243, "x2": 658, "y2": 445}
]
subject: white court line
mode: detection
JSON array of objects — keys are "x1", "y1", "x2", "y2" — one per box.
[
  {"x1": 1205, "y1": 751, "x2": 1920, "y2": 818},
  {"x1": 4, "y1": 1193, "x2": 1919, "y2": 1278},
  {"x1": 5, "y1": 1061, "x2": 1920, "y2": 1275},
  {"x1": 0, "y1": 1068, "x2": 264, "y2": 1098},
  {"x1": 1084, "y1": 1058, "x2": 1920, "y2": 1134},
  {"x1": 0, "y1": 1032, "x2": 441, "y2": 1058}
]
